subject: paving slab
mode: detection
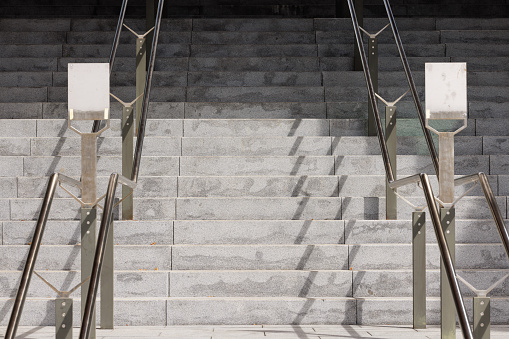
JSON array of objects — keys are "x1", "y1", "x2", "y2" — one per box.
[{"x1": 3, "y1": 325, "x2": 509, "y2": 338}]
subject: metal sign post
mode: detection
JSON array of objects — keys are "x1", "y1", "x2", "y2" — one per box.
[
  {"x1": 68, "y1": 63, "x2": 112, "y2": 336},
  {"x1": 425, "y1": 62, "x2": 468, "y2": 339}
]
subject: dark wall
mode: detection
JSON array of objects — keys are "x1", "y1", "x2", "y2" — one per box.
[{"x1": 1, "y1": 0, "x2": 508, "y2": 18}]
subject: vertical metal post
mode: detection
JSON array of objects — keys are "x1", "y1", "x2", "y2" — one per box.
[
  {"x1": 122, "y1": 106, "x2": 134, "y2": 220},
  {"x1": 354, "y1": 0, "x2": 364, "y2": 71},
  {"x1": 135, "y1": 38, "x2": 147, "y2": 136},
  {"x1": 441, "y1": 207, "x2": 456, "y2": 339},
  {"x1": 385, "y1": 106, "x2": 397, "y2": 219},
  {"x1": 81, "y1": 208, "x2": 96, "y2": 339},
  {"x1": 100, "y1": 219, "x2": 114, "y2": 329},
  {"x1": 368, "y1": 36, "x2": 378, "y2": 136},
  {"x1": 473, "y1": 297, "x2": 490, "y2": 339},
  {"x1": 56, "y1": 297, "x2": 73, "y2": 339},
  {"x1": 413, "y1": 211, "x2": 426, "y2": 329}
]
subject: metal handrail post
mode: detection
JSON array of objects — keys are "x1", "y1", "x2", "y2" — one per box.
[
  {"x1": 79, "y1": 173, "x2": 119, "y2": 339},
  {"x1": 92, "y1": 0, "x2": 129, "y2": 133},
  {"x1": 382, "y1": 0, "x2": 439, "y2": 179},
  {"x1": 4, "y1": 173, "x2": 60, "y2": 339},
  {"x1": 132, "y1": 0, "x2": 165, "y2": 183},
  {"x1": 347, "y1": 0, "x2": 395, "y2": 183},
  {"x1": 420, "y1": 174, "x2": 473, "y2": 339}
]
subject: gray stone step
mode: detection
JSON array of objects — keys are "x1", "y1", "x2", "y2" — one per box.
[
  {"x1": 166, "y1": 297, "x2": 348, "y2": 325},
  {"x1": 0, "y1": 18, "x2": 71, "y2": 32},
  {"x1": 436, "y1": 18, "x2": 509, "y2": 30},
  {"x1": 326, "y1": 86, "x2": 509, "y2": 102},
  {"x1": 178, "y1": 176, "x2": 338, "y2": 197},
  {"x1": 63, "y1": 44, "x2": 191, "y2": 58},
  {"x1": 0, "y1": 297, "x2": 358, "y2": 326},
  {"x1": 186, "y1": 87, "x2": 324, "y2": 103},
  {"x1": 441, "y1": 30, "x2": 509, "y2": 44},
  {"x1": 189, "y1": 57, "x2": 320, "y2": 72},
  {"x1": 169, "y1": 270, "x2": 352, "y2": 297},
  {"x1": 30, "y1": 137, "x2": 181, "y2": 156},
  {"x1": 0, "y1": 45, "x2": 62, "y2": 58},
  {"x1": 70, "y1": 18, "x2": 192, "y2": 32},
  {"x1": 315, "y1": 18, "x2": 436, "y2": 32},
  {"x1": 190, "y1": 44, "x2": 318, "y2": 57},
  {"x1": 0, "y1": 87, "x2": 47, "y2": 103},
  {"x1": 53, "y1": 71, "x2": 188, "y2": 87},
  {"x1": 187, "y1": 71, "x2": 322, "y2": 87},
  {"x1": 175, "y1": 196, "x2": 504, "y2": 221},
  {"x1": 345, "y1": 219, "x2": 509, "y2": 245},
  {"x1": 49, "y1": 86, "x2": 186, "y2": 102},
  {"x1": 450, "y1": 57, "x2": 509, "y2": 71},
  {"x1": 21, "y1": 156, "x2": 179, "y2": 177},
  {"x1": 182, "y1": 119, "x2": 329, "y2": 137},
  {"x1": 478, "y1": 120, "x2": 509, "y2": 137},
  {"x1": 192, "y1": 31, "x2": 316, "y2": 45},
  {"x1": 9, "y1": 198, "x2": 175, "y2": 220},
  {"x1": 176, "y1": 197, "x2": 341, "y2": 220},
  {"x1": 6, "y1": 55, "x2": 49, "y2": 73},
  {"x1": 34, "y1": 119, "x2": 183, "y2": 137},
  {"x1": 183, "y1": 102, "x2": 327, "y2": 119},
  {"x1": 0, "y1": 72, "x2": 53, "y2": 87},
  {"x1": 179, "y1": 135, "x2": 481, "y2": 156},
  {"x1": 0, "y1": 298, "x2": 167, "y2": 326},
  {"x1": 57, "y1": 57, "x2": 189, "y2": 72},
  {"x1": 335, "y1": 155, "x2": 488, "y2": 175},
  {"x1": 356, "y1": 297, "x2": 509, "y2": 325},
  {"x1": 0, "y1": 270, "x2": 169, "y2": 298},
  {"x1": 349, "y1": 244, "x2": 509, "y2": 270},
  {"x1": 173, "y1": 220, "x2": 344, "y2": 245},
  {"x1": 319, "y1": 57, "x2": 451, "y2": 71},
  {"x1": 446, "y1": 43, "x2": 509, "y2": 57},
  {"x1": 323, "y1": 71, "x2": 509, "y2": 87},
  {"x1": 0, "y1": 245, "x2": 172, "y2": 270},
  {"x1": 353, "y1": 269, "x2": 509, "y2": 298},
  {"x1": 316, "y1": 31, "x2": 440, "y2": 45},
  {"x1": 491, "y1": 155, "x2": 509, "y2": 175},
  {"x1": 172, "y1": 244, "x2": 347, "y2": 270},
  {"x1": 193, "y1": 18, "x2": 315, "y2": 32},
  {"x1": 0, "y1": 32, "x2": 66, "y2": 44},
  {"x1": 2, "y1": 220, "x2": 173, "y2": 245},
  {"x1": 65, "y1": 31, "x2": 192, "y2": 45},
  {"x1": 39, "y1": 101, "x2": 185, "y2": 120},
  {"x1": 180, "y1": 156, "x2": 333, "y2": 176},
  {"x1": 180, "y1": 174, "x2": 500, "y2": 198},
  {"x1": 17, "y1": 176, "x2": 177, "y2": 198},
  {"x1": 318, "y1": 44, "x2": 446, "y2": 57},
  {"x1": 182, "y1": 137, "x2": 332, "y2": 156}
]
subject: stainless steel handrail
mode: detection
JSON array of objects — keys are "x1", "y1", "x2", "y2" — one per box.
[
  {"x1": 79, "y1": 173, "x2": 119, "y2": 339},
  {"x1": 131, "y1": 0, "x2": 164, "y2": 183},
  {"x1": 347, "y1": 1, "x2": 473, "y2": 338},
  {"x1": 4, "y1": 173, "x2": 60, "y2": 339},
  {"x1": 92, "y1": 0, "x2": 129, "y2": 134},
  {"x1": 456, "y1": 173, "x2": 509, "y2": 259},
  {"x1": 382, "y1": 0, "x2": 439, "y2": 179},
  {"x1": 348, "y1": 0, "x2": 394, "y2": 183}
]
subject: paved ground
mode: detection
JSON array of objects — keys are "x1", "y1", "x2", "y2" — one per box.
[{"x1": 1, "y1": 325, "x2": 509, "y2": 338}]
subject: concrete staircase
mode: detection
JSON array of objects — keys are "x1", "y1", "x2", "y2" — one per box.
[{"x1": 0, "y1": 17, "x2": 509, "y2": 327}]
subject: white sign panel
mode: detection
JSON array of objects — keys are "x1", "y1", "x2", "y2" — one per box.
[
  {"x1": 68, "y1": 63, "x2": 110, "y2": 114},
  {"x1": 425, "y1": 62, "x2": 467, "y2": 120}
]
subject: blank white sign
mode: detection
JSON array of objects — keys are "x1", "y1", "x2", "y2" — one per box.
[
  {"x1": 68, "y1": 63, "x2": 110, "y2": 114},
  {"x1": 425, "y1": 62, "x2": 467, "y2": 120}
]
